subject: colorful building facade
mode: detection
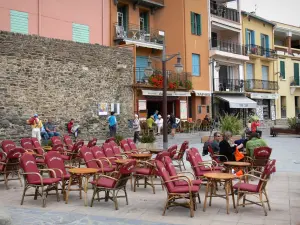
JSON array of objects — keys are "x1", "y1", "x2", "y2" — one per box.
[
  {"x1": 241, "y1": 12, "x2": 278, "y2": 124},
  {"x1": 0, "y1": 0, "x2": 110, "y2": 45},
  {"x1": 274, "y1": 22, "x2": 300, "y2": 120}
]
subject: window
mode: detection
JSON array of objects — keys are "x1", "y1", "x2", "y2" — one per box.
[
  {"x1": 197, "y1": 106, "x2": 202, "y2": 114},
  {"x1": 117, "y1": 5, "x2": 128, "y2": 31},
  {"x1": 206, "y1": 106, "x2": 210, "y2": 113},
  {"x1": 280, "y1": 61, "x2": 286, "y2": 79},
  {"x1": 260, "y1": 34, "x2": 270, "y2": 56},
  {"x1": 192, "y1": 54, "x2": 200, "y2": 76},
  {"x1": 140, "y1": 12, "x2": 149, "y2": 32},
  {"x1": 281, "y1": 96, "x2": 286, "y2": 118},
  {"x1": 10, "y1": 10, "x2": 28, "y2": 34},
  {"x1": 72, "y1": 23, "x2": 89, "y2": 43},
  {"x1": 191, "y1": 12, "x2": 201, "y2": 35},
  {"x1": 201, "y1": 97, "x2": 206, "y2": 105},
  {"x1": 262, "y1": 65, "x2": 269, "y2": 89},
  {"x1": 294, "y1": 63, "x2": 299, "y2": 86},
  {"x1": 246, "y1": 29, "x2": 255, "y2": 46}
]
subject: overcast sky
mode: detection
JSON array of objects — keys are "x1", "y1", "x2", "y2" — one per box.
[{"x1": 228, "y1": 0, "x2": 300, "y2": 27}]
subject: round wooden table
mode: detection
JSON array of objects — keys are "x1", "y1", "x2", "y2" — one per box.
[
  {"x1": 43, "y1": 146, "x2": 52, "y2": 151},
  {"x1": 203, "y1": 173, "x2": 236, "y2": 214},
  {"x1": 223, "y1": 161, "x2": 251, "y2": 175},
  {"x1": 65, "y1": 168, "x2": 98, "y2": 206},
  {"x1": 130, "y1": 153, "x2": 152, "y2": 161},
  {"x1": 148, "y1": 149, "x2": 164, "y2": 154}
]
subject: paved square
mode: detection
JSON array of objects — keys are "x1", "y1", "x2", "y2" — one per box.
[{"x1": 1, "y1": 130, "x2": 299, "y2": 225}]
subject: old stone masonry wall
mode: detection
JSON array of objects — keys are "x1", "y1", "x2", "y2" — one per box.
[{"x1": 0, "y1": 31, "x2": 134, "y2": 142}]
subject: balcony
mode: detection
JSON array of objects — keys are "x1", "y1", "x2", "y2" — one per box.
[
  {"x1": 247, "y1": 44, "x2": 277, "y2": 59},
  {"x1": 213, "y1": 78, "x2": 244, "y2": 92},
  {"x1": 210, "y1": 1, "x2": 240, "y2": 23},
  {"x1": 134, "y1": 67, "x2": 192, "y2": 91},
  {"x1": 210, "y1": 39, "x2": 249, "y2": 62},
  {"x1": 244, "y1": 79, "x2": 279, "y2": 91},
  {"x1": 126, "y1": 0, "x2": 164, "y2": 9},
  {"x1": 114, "y1": 23, "x2": 164, "y2": 50},
  {"x1": 290, "y1": 77, "x2": 300, "y2": 87}
]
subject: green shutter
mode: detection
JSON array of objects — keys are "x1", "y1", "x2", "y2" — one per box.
[
  {"x1": 10, "y1": 10, "x2": 28, "y2": 34},
  {"x1": 294, "y1": 63, "x2": 299, "y2": 86},
  {"x1": 191, "y1": 12, "x2": 195, "y2": 34},
  {"x1": 141, "y1": 12, "x2": 149, "y2": 33},
  {"x1": 123, "y1": 6, "x2": 128, "y2": 32},
  {"x1": 197, "y1": 14, "x2": 202, "y2": 35},
  {"x1": 72, "y1": 23, "x2": 89, "y2": 43},
  {"x1": 280, "y1": 61, "x2": 285, "y2": 79}
]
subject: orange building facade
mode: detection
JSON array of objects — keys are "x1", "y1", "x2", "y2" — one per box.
[{"x1": 109, "y1": 0, "x2": 210, "y2": 121}]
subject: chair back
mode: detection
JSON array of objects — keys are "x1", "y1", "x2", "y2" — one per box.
[
  {"x1": 109, "y1": 140, "x2": 118, "y2": 148},
  {"x1": 51, "y1": 136, "x2": 63, "y2": 146},
  {"x1": 63, "y1": 135, "x2": 73, "y2": 150},
  {"x1": 114, "y1": 160, "x2": 137, "y2": 188},
  {"x1": 31, "y1": 138, "x2": 44, "y2": 155},
  {"x1": 155, "y1": 160, "x2": 174, "y2": 192},
  {"x1": 120, "y1": 140, "x2": 131, "y2": 152},
  {"x1": 167, "y1": 145, "x2": 178, "y2": 158},
  {"x1": 257, "y1": 159, "x2": 276, "y2": 192},
  {"x1": 51, "y1": 144, "x2": 64, "y2": 153},
  {"x1": 87, "y1": 138, "x2": 97, "y2": 148},
  {"x1": 253, "y1": 147, "x2": 272, "y2": 167},
  {"x1": 20, "y1": 154, "x2": 40, "y2": 184},
  {"x1": 90, "y1": 146, "x2": 110, "y2": 167},
  {"x1": 186, "y1": 148, "x2": 202, "y2": 176},
  {"x1": 71, "y1": 140, "x2": 84, "y2": 153},
  {"x1": 155, "y1": 151, "x2": 170, "y2": 161},
  {"x1": 45, "y1": 151, "x2": 68, "y2": 178},
  {"x1": 103, "y1": 143, "x2": 115, "y2": 158},
  {"x1": 20, "y1": 138, "x2": 34, "y2": 150},
  {"x1": 162, "y1": 156, "x2": 177, "y2": 177},
  {"x1": 105, "y1": 137, "x2": 116, "y2": 143},
  {"x1": 1, "y1": 140, "x2": 17, "y2": 153},
  {"x1": 127, "y1": 139, "x2": 137, "y2": 150},
  {"x1": 177, "y1": 141, "x2": 189, "y2": 160},
  {"x1": 109, "y1": 141, "x2": 122, "y2": 157},
  {"x1": 208, "y1": 145, "x2": 221, "y2": 163},
  {"x1": 80, "y1": 146, "x2": 99, "y2": 169}
]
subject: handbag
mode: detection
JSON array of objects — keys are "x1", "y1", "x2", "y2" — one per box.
[{"x1": 234, "y1": 147, "x2": 244, "y2": 161}]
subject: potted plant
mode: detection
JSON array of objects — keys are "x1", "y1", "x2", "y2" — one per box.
[
  {"x1": 138, "y1": 133, "x2": 156, "y2": 150},
  {"x1": 219, "y1": 113, "x2": 243, "y2": 136},
  {"x1": 115, "y1": 134, "x2": 124, "y2": 146}
]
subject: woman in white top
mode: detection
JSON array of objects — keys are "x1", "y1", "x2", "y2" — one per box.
[
  {"x1": 155, "y1": 115, "x2": 163, "y2": 135},
  {"x1": 133, "y1": 114, "x2": 141, "y2": 143}
]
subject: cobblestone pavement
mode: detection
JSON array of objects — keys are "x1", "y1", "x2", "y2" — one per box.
[{"x1": 1, "y1": 130, "x2": 299, "y2": 225}]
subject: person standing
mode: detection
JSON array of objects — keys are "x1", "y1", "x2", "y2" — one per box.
[
  {"x1": 108, "y1": 112, "x2": 117, "y2": 137},
  {"x1": 251, "y1": 119, "x2": 262, "y2": 137},
  {"x1": 153, "y1": 110, "x2": 159, "y2": 121},
  {"x1": 155, "y1": 115, "x2": 163, "y2": 135},
  {"x1": 133, "y1": 114, "x2": 141, "y2": 143},
  {"x1": 31, "y1": 114, "x2": 43, "y2": 143},
  {"x1": 169, "y1": 114, "x2": 177, "y2": 138},
  {"x1": 146, "y1": 115, "x2": 155, "y2": 128}
]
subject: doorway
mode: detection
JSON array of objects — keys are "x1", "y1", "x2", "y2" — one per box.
[{"x1": 212, "y1": 32, "x2": 218, "y2": 48}]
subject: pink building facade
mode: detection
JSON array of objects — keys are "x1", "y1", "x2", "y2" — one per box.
[{"x1": 0, "y1": 0, "x2": 110, "y2": 45}]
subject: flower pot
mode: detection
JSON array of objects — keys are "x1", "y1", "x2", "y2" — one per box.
[{"x1": 138, "y1": 142, "x2": 156, "y2": 150}]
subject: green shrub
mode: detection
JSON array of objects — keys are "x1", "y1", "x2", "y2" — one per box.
[
  {"x1": 140, "y1": 134, "x2": 156, "y2": 143},
  {"x1": 220, "y1": 113, "x2": 243, "y2": 135},
  {"x1": 115, "y1": 134, "x2": 124, "y2": 145},
  {"x1": 288, "y1": 117, "x2": 297, "y2": 129}
]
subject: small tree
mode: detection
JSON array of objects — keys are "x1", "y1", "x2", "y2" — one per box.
[{"x1": 219, "y1": 113, "x2": 243, "y2": 135}]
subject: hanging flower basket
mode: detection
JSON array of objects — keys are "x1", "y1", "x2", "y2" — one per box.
[{"x1": 149, "y1": 74, "x2": 163, "y2": 88}]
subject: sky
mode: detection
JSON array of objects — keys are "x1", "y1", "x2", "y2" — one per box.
[{"x1": 227, "y1": 0, "x2": 300, "y2": 27}]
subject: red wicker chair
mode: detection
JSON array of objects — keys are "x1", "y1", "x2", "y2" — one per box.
[
  {"x1": 90, "y1": 146, "x2": 115, "y2": 173},
  {"x1": 87, "y1": 138, "x2": 97, "y2": 148},
  {"x1": 172, "y1": 141, "x2": 189, "y2": 171},
  {"x1": 63, "y1": 135, "x2": 74, "y2": 150}
]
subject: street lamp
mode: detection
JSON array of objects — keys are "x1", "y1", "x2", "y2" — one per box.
[
  {"x1": 145, "y1": 47, "x2": 183, "y2": 149},
  {"x1": 209, "y1": 59, "x2": 220, "y2": 120}
]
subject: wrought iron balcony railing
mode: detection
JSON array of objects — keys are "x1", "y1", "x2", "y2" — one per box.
[
  {"x1": 114, "y1": 23, "x2": 164, "y2": 45},
  {"x1": 213, "y1": 78, "x2": 244, "y2": 92},
  {"x1": 246, "y1": 44, "x2": 277, "y2": 58},
  {"x1": 134, "y1": 67, "x2": 192, "y2": 90},
  {"x1": 244, "y1": 79, "x2": 279, "y2": 91},
  {"x1": 127, "y1": 0, "x2": 164, "y2": 7},
  {"x1": 210, "y1": 1, "x2": 240, "y2": 23},
  {"x1": 210, "y1": 39, "x2": 248, "y2": 56},
  {"x1": 290, "y1": 77, "x2": 300, "y2": 86}
]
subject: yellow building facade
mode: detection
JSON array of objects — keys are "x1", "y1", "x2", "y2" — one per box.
[
  {"x1": 242, "y1": 12, "x2": 278, "y2": 124},
  {"x1": 274, "y1": 22, "x2": 300, "y2": 120}
]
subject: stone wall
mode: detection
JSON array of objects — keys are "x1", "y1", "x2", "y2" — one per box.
[{"x1": 0, "y1": 31, "x2": 134, "y2": 142}]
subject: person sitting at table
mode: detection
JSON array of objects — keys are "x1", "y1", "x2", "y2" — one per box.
[
  {"x1": 219, "y1": 131, "x2": 243, "y2": 162},
  {"x1": 246, "y1": 132, "x2": 268, "y2": 158},
  {"x1": 211, "y1": 132, "x2": 222, "y2": 153}
]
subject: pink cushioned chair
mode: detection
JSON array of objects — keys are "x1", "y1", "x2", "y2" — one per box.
[
  {"x1": 80, "y1": 146, "x2": 105, "y2": 173},
  {"x1": 1, "y1": 140, "x2": 17, "y2": 153},
  {"x1": 247, "y1": 147, "x2": 272, "y2": 173},
  {"x1": 233, "y1": 159, "x2": 276, "y2": 216},
  {"x1": 20, "y1": 153, "x2": 60, "y2": 207},
  {"x1": 63, "y1": 135, "x2": 74, "y2": 150},
  {"x1": 102, "y1": 143, "x2": 118, "y2": 164},
  {"x1": 90, "y1": 146, "x2": 115, "y2": 173},
  {"x1": 90, "y1": 159, "x2": 137, "y2": 210},
  {"x1": 87, "y1": 138, "x2": 97, "y2": 148},
  {"x1": 155, "y1": 160, "x2": 199, "y2": 217},
  {"x1": 171, "y1": 141, "x2": 189, "y2": 171}
]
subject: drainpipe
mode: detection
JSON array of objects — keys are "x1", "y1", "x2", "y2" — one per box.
[
  {"x1": 183, "y1": 0, "x2": 187, "y2": 75},
  {"x1": 102, "y1": 0, "x2": 104, "y2": 45},
  {"x1": 38, "y1": 0, "x2": 41, "y2": 35}
]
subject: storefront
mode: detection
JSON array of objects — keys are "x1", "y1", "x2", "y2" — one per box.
[
  {"x1": 247, "y1": 93, "x2": 279, "y2": 121},
  {"x1": 136, "y1": 89, "x2": 191, "y2": 120},
  {"x1": 191, "y1": 90, "x2": 211, "y2": 120}
]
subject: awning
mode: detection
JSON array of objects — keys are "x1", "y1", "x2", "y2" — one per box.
[
  {"x1": 124, "y1": 39, "x2": 163, "y2": 50},
  {"x1": 216, "y1": 95, "x2": 257, "y2": 109},
  {"x1": 142, "y1": 90, "x2": 191, "y2": 97},
  {"x1": 193, "y1": 90, "x2": 211, "y2": 96}
]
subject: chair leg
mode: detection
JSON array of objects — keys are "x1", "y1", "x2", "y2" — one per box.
[
  {"x1": 144, "y1": 177, "x2": 147, "y2": 188},
  {"x1": 34, "y1": 187, "x2": 39, "y2": 200},
  {"x1": 150, "y1": 176, "x2": 155, "y2": 194},
  {"x1": 4, "y1": 173, "x2": 9, "y2": 190},
  {"x1": 162, "y1": 195, "x2": 170, "y2": 216},
  {"x1": 190, "y1": 193, "x2": 194, "y2": 217},
  {"x1": 20, "y1": 186, "x2": 27, "y2": 205},
  {"x1": 243, "y1": 194, "x2": 246, "y2": 207},
  {"x1": 18, "y1": 171, "x2": 23, "y2": 187},
  {"x1": 41, "y1": 186, "x2": 46, "y2": 208},
  {"x1": 113, "y1": 190, "x2": 118, "y2": 210},
  {"x1": 259, "y1": 193, "x2": 268, "y2": 216},
  {"x1": 56, "y1": 183, "x2": 60, "y2": 202},
  {"x1": 182, "y1": 159, "x2": 186, "y2": 170},
  {"x1": 124, "y1": 187, "x2": 129, "y2": 205},
  {"x1": 133, "y1": 176, "x2": 137, "y2": 192},
  {"x1": 197, "y1": 192, "x2": 201, "y2": 203},
  {"x1": 90, "y1": 187, "x2": 97, "y2": 207},
  {"x1": 263, "y1": 190, "x2": 271, "y2": 211}
]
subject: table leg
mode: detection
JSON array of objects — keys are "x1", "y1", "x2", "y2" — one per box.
[
  {"x1": 230, "y1": 180, "x2": 236, "y2": 209},
  {"x1": 83, "y1": 174, "x2": 90, "y2": 207},
  {"x1": 209, "y1": 180, "x2": 214, "y2": 206},
  {"x1": 203, "y1": 180, "x2": 210, "y2": 212},
  {"x1": 225, "y1": 180, "x2": 230, "y2": 214},
  {"x1": 65, "y1": 175, "x2": 73, "y2": 204}
]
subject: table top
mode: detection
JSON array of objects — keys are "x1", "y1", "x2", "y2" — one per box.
[
  {"x1": 223, "y1": 161, "x2": 251, "y2": 167},
  {"x1": 115, "y1": 159, "x2": 133, "y2": 164},
  {"x1": 69, "y1": 168, "x2": 99, "y2": 174},
  {"x1": 148, "y1": 149, "x2": 164, "y2": 154},
  {"x1": 43, "y1": 146, "x2": 52, "y2": 151},
  {"x1": 130, "y1": 153, "x2": 152, "y2": 158},
  {"x1": 204, "y1": 172, "x2": 236, "y2": 180}
]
